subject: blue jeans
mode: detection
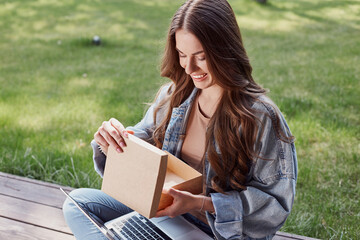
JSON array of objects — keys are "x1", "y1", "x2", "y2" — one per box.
[{"x1": 62, "y1": 188, "x2": 214, "y2": 240}]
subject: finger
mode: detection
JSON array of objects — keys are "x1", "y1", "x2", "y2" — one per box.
[
  {"x1": 100, "y1": 145, "x2": 108, "y2": 154},
  {"x1": 155, "y1": 206, "x2": 176, "y2": 218},
  {"x1": 99, "y1": 127, "x2": 124, "y2": 153},
  {"x1": 104, "y1": 120, "x2": 123, "y2": 142},
  {"x1": 155, "y1": 209, "x2": 167, "y2": 218},
  {"x1": 166, "y1": 188, "x2": 179, "y2": 197},
  {"x1": 161, "y1": 188, "x2": 170, "y2": 194},
  {"x1": 109, "y1": 118, "x2": 129, "y2": 138},
  {"x1": 94, "y1": 131, "x2": 108, "y2": 147},
  {"x1": 103, "y1": 121, "x2": 127, "y2": 150}
]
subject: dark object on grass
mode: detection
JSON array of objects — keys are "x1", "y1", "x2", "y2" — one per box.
[{"x1": 92, "y1": 35, "x2": 101, "y2": 46}]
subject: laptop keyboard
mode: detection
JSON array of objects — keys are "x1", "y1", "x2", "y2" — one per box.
[{"x1": 112, "y1": 214, "x2": 172, "y2": 240}]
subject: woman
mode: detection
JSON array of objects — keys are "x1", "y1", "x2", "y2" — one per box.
[{"x1": 63, "y1": 0, "x2": 298, "y2": 239}]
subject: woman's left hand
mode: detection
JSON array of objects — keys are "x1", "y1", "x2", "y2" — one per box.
[{"x1": 155, "y1": 188, "x2": 202, "y2": 218}]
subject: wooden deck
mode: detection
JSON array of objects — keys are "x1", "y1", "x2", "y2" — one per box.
[
  {"x1": 0, "y1": 172, "x2": 74, "y2": 240},
  {"x1": 0, "y1": 172, "x2": 317, "y2": 240}
]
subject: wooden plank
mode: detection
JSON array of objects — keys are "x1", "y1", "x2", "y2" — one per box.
[
  {"x1": 0, "y1": 194, "x2": 71, "y2": 234},
  {"x1": 0, "y1": 217, "x2": 74, "y2": 240},
  {"x1": 0, "y1": 172, "x2": 73, "y2": 209},
  {"x1": 274, "y1": 231, "x2": 319, "y2": 240},
  {"x1": 0, "y1": 172, "x2": 74, "y2": 191}
]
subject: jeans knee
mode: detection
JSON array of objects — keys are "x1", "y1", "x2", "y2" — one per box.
[
  {"x1": 62, "y1": 189, "x2": 85, "y2": 223},
  {"x1": 62, "y1": 194, "x2": 75, "y2": 215}
]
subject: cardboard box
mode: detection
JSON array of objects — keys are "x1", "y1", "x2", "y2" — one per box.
[
  {"x1": 158, "y1": 151, "x2": 202, "y2": 211},
  {"x1": 101, "y1": 134, "x2": 202, "y2": 219}
]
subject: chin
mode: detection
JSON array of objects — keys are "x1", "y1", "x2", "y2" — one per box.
[{"x1": 193, "y1": 80, "x2": 213, "y2": 90}]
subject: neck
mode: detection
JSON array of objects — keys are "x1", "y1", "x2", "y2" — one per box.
[
  {"x1": 200, "y1": 84, "x2": 223, "y2": 101},
  {"x1": 198, "y1": 85, "x2": 223, "y2": 118}
]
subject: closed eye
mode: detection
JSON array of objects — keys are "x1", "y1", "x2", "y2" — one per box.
[{"x1": 176, "y1": 47, "x2": 204, "y2": 59}]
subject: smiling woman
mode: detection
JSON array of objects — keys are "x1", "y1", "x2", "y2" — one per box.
[
  {"x1": 62, "y1": 0, "x2": 297, "y2": 239},
  {"x1": 1, "y1": 0, "x2": 358, "y2": 238}
]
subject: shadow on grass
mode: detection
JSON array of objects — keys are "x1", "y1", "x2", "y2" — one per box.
[{"x1": 234, "y1": 0, "x2": 360, "y2": 34}]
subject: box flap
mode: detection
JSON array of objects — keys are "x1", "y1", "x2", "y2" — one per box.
[
  {"x1": 101, "y1": 134, "x2": 168, "y2": 218},
  {"x1": 158, "y1": 151, "x2": 203, "y2": 210}
]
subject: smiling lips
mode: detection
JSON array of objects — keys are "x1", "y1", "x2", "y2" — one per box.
[{"x1": 191, "y1": 73, "x2": 208, "y2": 81}]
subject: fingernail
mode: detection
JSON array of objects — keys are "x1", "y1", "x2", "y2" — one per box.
[
  {"x1": 126, "y1": 130, "x2": 134, "y2": 135},
  {"x1": 116, "y1": 148, "x2": 122, "y2": 153},
  {"x1": 123, "y1": 131, "x2": 128, "y2": 138},
  {"x1": 120, "y1": 142, "x2": 126, "y2": 148}
]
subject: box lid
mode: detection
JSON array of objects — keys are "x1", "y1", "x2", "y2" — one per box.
[{"x1": 101, "y1": 134, "x2": 168, "y2": 218}]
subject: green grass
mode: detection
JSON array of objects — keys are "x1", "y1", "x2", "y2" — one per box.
[{"x1": 0, "y1": 0, "x2": 359, "y2": 239}]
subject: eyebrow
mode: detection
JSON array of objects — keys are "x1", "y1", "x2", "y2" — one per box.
[{"x1": 176, "y1": 47, "x2": 204, "y2": 56}]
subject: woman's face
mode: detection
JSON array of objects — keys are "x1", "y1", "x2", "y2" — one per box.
[{"x1": 175, "y1": 29, "x2": 214, "y2": 90}]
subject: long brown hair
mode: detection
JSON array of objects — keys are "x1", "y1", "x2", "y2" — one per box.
[{"x1": 153, "y1": 0, "x2": 293, "y2": 193}]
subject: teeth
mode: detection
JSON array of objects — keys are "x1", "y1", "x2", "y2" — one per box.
[{"x1": 192, "y1": 73, "x2": 207, "y2": 79}]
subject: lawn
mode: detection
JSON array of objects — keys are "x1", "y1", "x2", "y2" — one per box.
[{"x1": 0, "y1": 0, "x2": 359, "y2": 239}]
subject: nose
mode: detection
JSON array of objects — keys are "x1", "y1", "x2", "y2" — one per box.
[{"x1": 184, "y1": 57, "x2": 196, "y2": 75}]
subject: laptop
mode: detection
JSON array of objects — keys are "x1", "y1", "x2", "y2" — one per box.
[{"x1": 61, "y1": 188, "x2": 213, "y2": 240}]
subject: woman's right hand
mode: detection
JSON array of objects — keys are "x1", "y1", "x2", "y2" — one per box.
[{"x1": 93, "y1": 118, "x2": 130, "y2": 155}]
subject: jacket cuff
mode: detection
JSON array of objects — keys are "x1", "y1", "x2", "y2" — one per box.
[
  {"x1": 210, "y1": 191, "x2": 244, "y2": 239},
  {"x1": 126, "y1": 126, "x2": 153, "y2": 144},
  {"x1": 91, "y1": 139, "x2": 106, "y2": 177}
]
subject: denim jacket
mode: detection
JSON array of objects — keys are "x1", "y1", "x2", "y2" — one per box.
[{"x1": 91, "y1": 85, "x2": 298, "y2": 240}]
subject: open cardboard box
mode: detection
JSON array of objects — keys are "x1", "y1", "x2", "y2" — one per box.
[
  {"x1": 159, "y1": 151, "x2": 202, "y2": 211},
  {"x1": 101, "y1": 134, "x2": 202, "y2": 219}
]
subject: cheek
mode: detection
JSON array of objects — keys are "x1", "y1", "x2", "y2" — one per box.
[
  {"x1": 179, "y1": 58, "x2": 186, "y2": 69},
  {"x1": 199, "y1": 62, "x2": 209, "y2": 73}
]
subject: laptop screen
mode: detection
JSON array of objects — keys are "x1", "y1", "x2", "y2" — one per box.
[{"x1": 60, "y1": 188, "x2": 118, "y2": 240}]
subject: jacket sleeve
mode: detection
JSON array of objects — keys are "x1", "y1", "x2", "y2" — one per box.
[
  {"x1": 91, "y1": 139, "x2": 107, "y2": 177},
  {"x1": 209, "y1": 105, "x2": 298, "y2": 239},
  {"x1": 90, "y1": 84, "x2": 172, "y2": 177}
]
